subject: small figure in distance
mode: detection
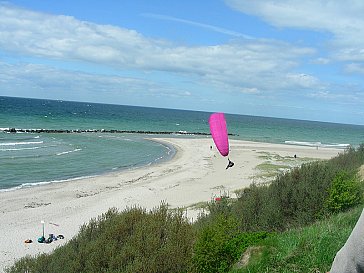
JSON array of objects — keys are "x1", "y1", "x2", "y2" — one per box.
[
  {"x1": 226, "y1": 158, "x2": 234, "y2": 169},
  {"x1": 294, "y1": 154, "x2": 297, "y2": 158}
]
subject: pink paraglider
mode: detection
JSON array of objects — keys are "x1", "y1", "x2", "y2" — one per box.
[
  {"x1": 209, "y1": 113, "x2": 229, "y2": 156},
  {"x1": 209, "y1": 112, "x2": 234, "y2": 169}
]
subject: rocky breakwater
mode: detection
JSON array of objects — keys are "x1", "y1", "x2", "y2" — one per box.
[{"x1": 3, "y1": 128, "x2": 238, "y2": 136}]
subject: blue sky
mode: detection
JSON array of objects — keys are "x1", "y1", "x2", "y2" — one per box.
[{"x1": 1, "y1": 0, "x2": 364, "y2": 125}]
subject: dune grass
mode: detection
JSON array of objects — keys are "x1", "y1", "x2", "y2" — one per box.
[{"x1": 253, "y1": 151, "x2": 320, "y2": 182}]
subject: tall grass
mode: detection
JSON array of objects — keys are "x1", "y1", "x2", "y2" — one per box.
[{"x1": 235, "y1": 205, "x2": 363, "y2": 273}]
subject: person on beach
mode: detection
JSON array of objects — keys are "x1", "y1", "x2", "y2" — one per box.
[
  {"x1": 226, "y1": 158, "x2": 234, "y2": 169},
  {"x1": 329, "y1": 208, "x2": 364, "y2": 273}
]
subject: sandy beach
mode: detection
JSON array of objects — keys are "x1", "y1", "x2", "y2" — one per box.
[{"x1": 0, "y1": 138, "x2": 342, "y2": 272}]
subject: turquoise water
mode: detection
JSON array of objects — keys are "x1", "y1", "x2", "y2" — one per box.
[{"x1": 1, "y1": 96, "x2": 363, "y2": 190}]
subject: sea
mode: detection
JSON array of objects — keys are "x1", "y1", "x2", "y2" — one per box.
[{"x1": 1, "y1": 96, "x2": 363, "y2": 191}]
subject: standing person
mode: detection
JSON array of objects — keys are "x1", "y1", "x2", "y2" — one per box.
[{"x1": 329, "y1": 208, "x2": 364, "y2": 273}]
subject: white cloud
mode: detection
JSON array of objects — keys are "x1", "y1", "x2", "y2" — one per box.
[
  {"x1": 3, "y1": 2, "x2": 362, "y2": 120},
  {"x1": 240, "y1": 87, "x2": 259, "y2": 94},
  {"x1": 285, "y1": 73, "x2": 320, "y2": 88},
  {"x1": 345, "y1": 63, "x2": 364, "y2": 75},
  {"x1": 311, "y1": 57, "x2": 330, "y2": 65},
  {"x1": 225, "y1": 0, "x2": 364, "y2": 62},
  {"x1": 0, "y1": 4, "x2": 318, "y2": 94},
  {"x1": 307, "y1": 86, "x2": 363, "y2": 105},
  {"x1": 0, "y1": 62, "x2": 159, "y2": 99}
]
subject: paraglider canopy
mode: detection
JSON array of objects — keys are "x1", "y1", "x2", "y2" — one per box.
[
  {"x1": 208, "y1": 112, "x2": 229, "y2": 157},
  {"x1": 209, "y1": 112, "x2": 234, "y2": 169}
]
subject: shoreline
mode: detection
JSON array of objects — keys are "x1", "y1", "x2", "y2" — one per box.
[
  {"x1": 0, "y1": 138, "x2": 342, "y2": 272},
  {"x1": 0, "y1": 137, "x2": 177, "y2": 193}
]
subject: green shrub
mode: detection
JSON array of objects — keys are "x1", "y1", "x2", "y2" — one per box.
[
  {"x1": 326, "y1": 171, "x2": 362, "y2": 213},
  {"x1": 231, "y1": 161, "x2": 338, "y2": 232},
  {"x1": 234, "y1": 183, "x2": 283, "y2": 231},
  {"x1": 6, "y1": 204, "x2": 195, "y2": 273},
  {"x1": 232, "y1": 145, "x2": 364, "y2": 232},
  {"x1": 207, "y1": 194, "x2": 233, "y2": 217},
  {"x1": 191, "y1": 215, "x2": 268, "y2": 273}
]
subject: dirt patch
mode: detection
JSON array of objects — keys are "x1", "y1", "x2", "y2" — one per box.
[
  {"x1": 234, "y1": 246, "x2": 263, "y2": 269},
  {"x1": 359, "y1": 165, "x2": 364, "y2": 180}
]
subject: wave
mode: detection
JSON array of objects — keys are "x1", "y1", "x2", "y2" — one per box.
[
  {"x1": 285, "y1": 140, "x2": 350, "y2": 149},
  {"x1": 320, "y1": 143, "x2": 351, "y2": 148},
  {"x1": 0, "y1": 146, "x2": 43, "y2": 152},
  {"x1": 0, "y1": 136, "x2": 41, "y2": 141},
  {"x1": 56, "y1": 148, "x2": 82, "y2": 156},
  {"x1": 0, "y1": 141, "x2": 44, "y2": 146},
  {"x1": 0, "y1": 174, "x2": 97, "y2": 192}
]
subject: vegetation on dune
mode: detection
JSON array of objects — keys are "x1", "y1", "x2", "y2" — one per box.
[
  {"x1": 6, "y1": 205, "x2": 195, "y2": 273},
  {"x1": 6, "y1": 144, "x2": 364, "y2": 273},
  {"x1": 232, "y1": 145, "x2": 364, "y2": 232},
  {"x1": 234, "y1": 205, "x2": 363, "y2": 273},
  {"x1": 191, "y1": 197, "x2": 269, "y2": 273}
]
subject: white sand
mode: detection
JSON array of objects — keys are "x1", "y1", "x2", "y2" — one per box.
[{"x1": 0, "y1": 138, "x2": 342, "y2": 272}]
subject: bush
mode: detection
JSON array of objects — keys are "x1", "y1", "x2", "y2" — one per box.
[
  {"x1": 6, "y1": 204, "x2": 195, "y2": 273},
  {"x1": 191, "y1": 215, "x2": 268, "y2": 273},
  {"x1": 234, "y1": 183, "x2": 283, "y2": 231},
  {"x1": 326, "y1": 171, "x2": 362, "y2": 213},
  {"x1": 232, "y1": 161, "x2": 338, "y2": 232},
  {"x1": 232, "y1": 145, "x2": 364, "y2": 232}
]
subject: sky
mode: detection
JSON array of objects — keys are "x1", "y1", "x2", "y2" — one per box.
[{"x1": 1, "y1": 1, "x2": 364, "y2": 125}]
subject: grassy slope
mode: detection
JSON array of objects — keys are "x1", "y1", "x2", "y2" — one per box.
[
  {"x1": 233, "y1": 163, "x2": 364, "y2": 273},
  {"x1": 234, "y1": 203, "x2": 363, "y2": 273}
]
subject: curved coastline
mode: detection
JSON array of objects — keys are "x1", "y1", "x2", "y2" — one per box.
[
  {"x1": 0, "y1": 135, "x2": 178, "y2": 192},
  {"x1": 0, "y1": 138, "x2": 343, "y2": 272}
]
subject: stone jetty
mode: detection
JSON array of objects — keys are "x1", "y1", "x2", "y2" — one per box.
[{"x1": 3, "y1": 128, "x2": 237, "y2": 136}]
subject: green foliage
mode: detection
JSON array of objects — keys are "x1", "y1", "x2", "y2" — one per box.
[
  {"x1": 238, "y1": 206, "x2": 363, "y2": 273},
  {"x1": 191, "y1": 215, "x2": 268, "y2": 273},
  {"x1": 207, "y1": 194, "x2": 234, "y2": 218},
  {"x1": 326, "y1": 171, "x2": 362, "y2": 213},
  {"x1": 232, "y1": 145, "x2": 364, "y2": 232},
  {"x1": 194, "y1": 194, "x2": 234, "y2": 230},
  {"x1": 6, "y1": 204, "x2": 195, "y2": 273}
]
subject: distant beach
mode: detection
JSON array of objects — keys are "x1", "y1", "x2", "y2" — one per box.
[{"x1": 0, "y1": 138, "x2": 342, "y2": 272}]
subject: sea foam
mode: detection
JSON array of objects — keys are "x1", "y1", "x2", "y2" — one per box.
[
  {"x1": 0, "y1": 141, "x2": 44, "y2": 146},
  {"x1": 285, "y1": 140, "x2": 350, "y2": 149}
]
